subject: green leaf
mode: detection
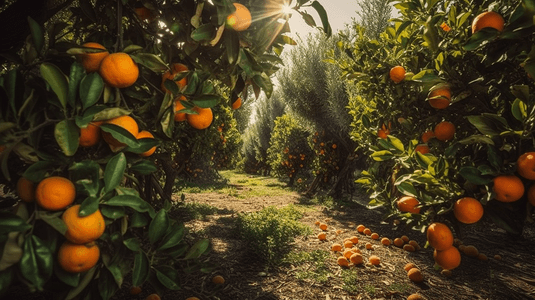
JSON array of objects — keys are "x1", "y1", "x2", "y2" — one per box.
[
  {"x1": 36, "y1": 211, "x2": 67, "y2": 235},
  {"x1": 67, "y1": 62, "x2": 85, "y2": 108},
  {"x1": 371, "y1": 150, "x2": 393, "y2": 161},
  {"x1": 27, "y1": 17, "x2": 44, "y2": 53},
  {"x1": 510, "y1": 85, "x2": 530, "y2": 101},
  {"x1": 130, "y1": 211, "x2": 150, "y2": 228},
  {"x1": 104, "y1": 195, "x2": 154, "y2": 215},
  {"x1": 184, "y1": 239, "x2": 209, "y2": 259},
  {"x1": 123, "y1": 137, "x2": 159, "y2": 155},
  {"x1": 104, "y1": 153, "x2": 127, "y2": 193},
  {"x1": 191, "y1": 24, "x2": 216, "y2": 42},
  {"x1": 252, "y1": 73, "x2": 273, "y2": 98},
  {"x1": 131, "y1": 53, "x2": 169, "y2": 73},
  {"x1": 0, "y1": 213, "x2": 32, "y2": 235},
  {"x1": 93, "y1": 107, "x2": 132, "y2": 121},
  {"x1": 225, "y1": 30, "x2": 240, "y2": 65},
  {"x1": 54, "y1": 262, "x2": 80, "y2": 287},
  {"x1": 299, "y1": 11, "x2": 316, "y2": 26},
  {"x1": 487, "y1": 145, "x2": 502, "y2": 171},
  {"x1": 158, "y1": 222, "x2": 185, "y2": 251},
  {"x1": 100, "y1": 123, "x2": 139, "y2": 149},
  {"x1": 54, "y1": 119, "x2": 79, "y2": 156},
  {"x1": 78, "y1": 196, "x2": 99, "y2": 217},
  {"x1": 19, "y1": 235, "x2": 53, "y2": 291},
  {"x1": 466, "y1": 115, "x2": 506, "y2": 136},
  {"x1": 155, "y1": 265, "x2": 180, "y2": 290},
  {"x1": 149, "y1": 210, "x2": 169, "y2": 245},
  {"x1": 458, "y1": 135, "x2": 495, "y2": 145},
  {"x1": 132, "y1": 251, "x2": 149, "y2": 287},
  {"x1": 459, "y1": 166, "x2": 492, "y2": 185},
  {"x1": 22, "y1": 160, "x2": 56, "y2": 182},
  {"x1": 80, "y1": 72, "x2": 104, "y2": 110},
  {"x1": 387, "y1": 135, "x2": 404, "y2": 152},
  {"x1": 40, "y1": 63, "x2": 69, "y2": 110},
  {"x1": 0, "y1": 268, "x2": 14, "y2": 296},
  {"x1": 130, "y1": 160, "x2": 157, "y2": 175},
  {"x1": 100, "y1": 206, "x2": 126, "y2": 219},
  {"x1": 123, "y1": 238, "x2": 141, "y2": 252},
  {"x1": 160, "y1": 109, "x2": 174, "y2": 139},
  {"x1": 69, "y1": 160, "x2": 101, "y2": 197},
  {"x1": 511, "y1": 98, "x2": 527, "y2": 121},
  {"x1": 191, "y1": 94, "x2": 220, "y2": 108},
  {"x1": 98, "y1": 267, "x2": 118, "y2": 300},
  {"x1": 64, "y1": 265, "x2": 96, "y2": 300},
  {"x1": 463, "y1": 29, "x2": 498, "y2": 51},
  {"x1": 396, "y1": 182, "x2": 418, "y2": 198},
  {"x1": 310, "y1": 1, "x2": 332, "y2": 36}
]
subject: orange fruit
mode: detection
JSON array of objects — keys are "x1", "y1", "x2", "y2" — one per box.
[
  {"x1": 77, "y1": 42, "x2": 109, "y2": 73},
  {"x1": 343, "y1": 240, "x2": 354, "y2": 248},
  {"x1": 349, "y1": 236, "x2": 359, "y2": 244},
  {"x1": 434, "y1": 121, "x2": 455, "y2": 141},
  {"x1": 404, "y1": 262, "x2": 417, "y2": 271},
  {"x1": 331, "y1": 243, "x2": 342, "y2": 252},
  {"x1": 101, "y1": 115, "x2": 139, "y2": 151},
  {"x1": 403, "y1": 244, "x2": 415, "y2": 252},
  {"x1": 453, "y1": 238, "x2": 463, "y2": 246},
  {"x1": 365, "y1": 242, "x2": 373, "y2": 250},
  {"x1": 381, "y1": 238, "x2": 391, "y2": 246},
  {"x1": 314, "y1": 220, "x2": 321, "y2": 226},
  {"x1": 441, "y1": 269, "x2": 452, "y2": 277},
  {"x1": 477, "y1": 253, "x2": 488, "y2": 261},
  {"x1": 212, "y1": 275, "x2": 225, "y2": 284},
  {"x1": 145, "y1": 294, "x2": 161, "y2": 300},
  {"x1": 134, "y1": 7, "x2": 155, "y2": 22},
  {"x1": 58, "y1": 241, "x2": 100, "y2": 273},
  {"x1": 492, "y1": 175, "x2": 524, "y2": 202},
  {"x1": 185, "y1": 297, "x2": 200, "y2": 300},
  {"x1": 415, "y1": 144, "x2": 430, "y2": 154},
  {"x1": 350, "y1": 253, "x2": 364, "y2": 265},
  {"x1": 317, "y1": 232, "x2": 327, "y2": 241},
  {"x1": 407, "y1": 267, "x2": 423, "y2": 283},
  {"x1": 472, "y1": 11, "x2": 505, "y2": 33},
  {"x1": 136, "y1": 130, "x2": 156, "y2": 157},
  {"x1": 428, "y1": 87, "x2": 451, "y2": 109},
  {"x1": 35, "y1": 177, "x2": 76, "y2": 211},
  {"x1": 79, "y1": 121, "x2": 102, "y2": 147},
  {"x1": 174, "y1": 96, "x2": 187, "y2": 121},
  {"x1": 461, "y1": 245, "x2": 479, "y2": 258},
  {"x1": 161, "y1": 63, "x2": 188, "y2": 93},
  {"x1": 337, "y1": 256, "x2": 349, "y2": 267},
  {"x1": 493, "y1": 254, "x2": 502, "y2": 260},
  {"x1": 433, "y1": 246, "x2": 461, "y2": 270},
  {"x1": 407, "y1": 293, "x2": 426, "y2": 300},
  {"x1": 63, "y1": 204, "x2": 105, "y2": 244},
  {"x1": 370, "y1": 233, "x2": 379, "y2": 240},
  {"x1": 389, "y1": 66, "x2": 405, "y2": 83},
  {"x1": 369, "y1": 255, "x2": 380, "y2": 265},
  {"x1": 408, "y1": 240, "x2": 419, "y2": 248},
  {"x1": 227, "y1": 3, "x2": 252, "y2": 31},
  {"x1": 397, "y1": 196, "x2": 421, "y2": 214},
  {"x1": 99, "y1": 52, "x2": 139, "y2": 88},
  {"x1": 187, "y1": 107, "x2": 213, "y2": 130},
  {"x1": 421, "y1": 130, "x2": 435, "y2": 143},
  {"x1": 453, "y1": 197, "x2": 484, "y2": 224},
  {"x1": 363, "y1": 228, "x2": 372, "y2": 236},
  {"x1": 356, "y1": 224, "x2": 365, "y2": 233},
  {"x1": 16, "y1": 177, "x2": 35, "y2": 203},
  {"x1": 401, "y1": 236, "x2": 409, "y2": 243},
  {"x1": 426, "y1": 222, "x2": 454, "y2": 251},
  {"x1": 232, "y1": 97, "x2": 242, "y2": 110},
  {"x1": 130, "y1": 286, "x2": 142, "y2": 295},
  {"x1": 332, "y1": 144, "x2": 337, "y2": 149},
  {"x1": 393, "y1": 238, "x2": 404, "y2": 247},
  {"x1": 528, "y1": 184, "x2": 535, "y2": 206},
  {"x1": 343, "y1": 249, "x2": 354, "y2": 259},
  {"x1": 319, "y1": 223, "x2": 328, "y2": 231},
  {"x1": 517, "y1": 152, "x2": 535, "y2": 180}
]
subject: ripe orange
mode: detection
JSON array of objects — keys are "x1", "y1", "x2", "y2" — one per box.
[
  {"x1": 317, "y1": 232, "x2": 327, "y2": 241},
  {"x1": 421, "y1": 130, "x2": 435, "y2": 143},
  {"x1": 403, "y1": 244, "x2": 416, "y2": 252},
  {"x1": 461, "y1": 245, "x2": 479, "y2": 258},
  {"x1": 349, "y1": 236, "x2": 359, "y2": 244},
  {"x1": 493, "y1": 254, "x2": 502, "y2": 260},
  {"x1": 415, "y1": 144, "x2": 430, "y2": 154},
  {"x1": 477, "y1": 253, "x2": 488, "y2": 261},
  {"x1": 58, "y1": 241, "x2": 100, "y2": 273},
  {"x1": 393, "y1": 238, "x2": 404, "y2": 247},
  {"x1": 343, "y1": 249, "x2": 354, "y2": 259},
  {"x1": 356, "y1": 224, "x2": 365, "y2": 233},
  {"x1": 409, "y1": 240, "x2": 419, "y2": 249},
  {"x1": 174, "y1": 96, "x2": 187, "y2": 121},
  {"x1": 130, "y1": 286, "x2": 142, "y2": 295},
  {"x1": 389, "y1": 66, "x2": 405, "y2": 83},
  {"x1": 187, "y1": 107, "x2": 213, "y2": 130},
  {"x1": 428, "y1": 87, "x2": 451, "y2": 109},
  {"x1": 99, "y1": 52, "x2": 139, "y2": 88},
  {"x1": 63, "y1": 205, "x2": 105, "y2": 244},
  {"x1": 145, "y1": 294, "x2": 161, "y2": 300},
  {"x1": 426, "y1": 222, "x2": 454, "y2": 251},
  {"x1": 407, "y1": 293, "x2": 426, "y2": 300},
  {"x1": 161, "y1": 63, "x2": 188, "y2": 93},
  {"x1": 319, "y1": 223, "x2": 328, "y2": 231},
  {"x1": 77, "y1": 42, "x2": 109, "y2": 73},
  {"x1": 232, "y1": 97, "x2": 242, "y2": 110},
  {"x1": 397, "y1": 196, "x2": 421, "y2": 214},
  {"x1": 185, "y1": 297, "x2": 200, "y2": 300},
  {"x1": 16, "y1": 177, "x2": 35, "y2": 203},
  {"x1": 517, "y1": 152, "x2": 535, "y2": 180},
  {"x1": 363, "y1": 228, "x2": 372, "y2": 236},
  {"x1": 79, "y1": 121, "x2": 102, "y2": 147},
  {"x1": 370, "y1": 233, "x2": 379, "y2": 240},
  {"x1": 472, "y1": 11, "x2": 505, "y2": 34},
  {"x1": 212, "y1": 275, "x2": 225, "y2": 284},
  {"x1": 332, "y1": 144, "x2": 337, "y2": 149},
  {"x1": 453, "y1": 197, "x2": 484, "y2": 224},
  {"x1": 492, "y1": 175, "x2": 524, "y2": 202},
  {"x1": 369, "y1": 255, "x2": 380, "y2": 265},
  {"x1": 433, "y1": 246, "x2": 461, "y2": 270},
  {"x1": 404, "y1": 262, "x2": 417, "y2": 272},
  {"x1": 380, "y1": 238, "x2": 390, "y2": 246},
  {"x1": 343, "y1": 240, "x2": 353, "y2": 248},
  {"x1": 365, "y1": 242, "x2": 373, "y2": 250},
  {"x1": 101, "y1": 115, "x2": 139, "y2": 150},
  {"x1": 337, "y1": 256, "x2": 349, "y2": 267},
  {"x1": 227, "y1": 3, "x2": 252, "y2": 31},
  {"x1": 35, "y1": 177, "x2": 76, "y2": 211},
  {"x1": 350, "y1": 253, "x2": 364, "y2": 265},
  {"x1": 331, "y1": 243, "x2": 342, "y2": 252},
  {"x1": 434, "y1": 121, "x2": 455, "y2": 141},
  {"x1": 407, "y1": 267, "x2": 423, "y2": 283},
  {"x1": 136, "y1": 131, "x2": 156, "y2": 157},
  {"x1": 528, "y1": 184, "x2": 535, "y2": 206},
  {"x1": 401, "y1": 236, "x2": 409, "y2": 243}
]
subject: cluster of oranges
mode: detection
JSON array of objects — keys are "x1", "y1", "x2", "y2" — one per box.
[
  {"x1": 17, "y1": 175, "x2": 104, "y2": 273},
  {"x1": 311, "y1": 132, "x2": 340, "y2": 183}
]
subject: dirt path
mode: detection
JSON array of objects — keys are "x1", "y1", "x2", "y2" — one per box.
[{"x1": 165, "y1": 176, "x2": 535, "y2": 300}]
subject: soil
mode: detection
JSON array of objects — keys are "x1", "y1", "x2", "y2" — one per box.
[{"x1": 153, "y1": 179, "x2": 535, "y2": 300}]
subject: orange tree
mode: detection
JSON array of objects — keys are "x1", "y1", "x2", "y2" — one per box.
[
  {"x1": 336, "y1": 0, "x2": 535, "y2": 237},
  {"x1": 0, "y1": 0, "x2": 331, "y2": 298}
]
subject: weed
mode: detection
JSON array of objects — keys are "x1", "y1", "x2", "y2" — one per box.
[
  {"x1": 282, "y1": 250, "x2": 331, "y2": 283},
  {"x1": 171, "y1": 202, "x2": 219, "y2": 221},
  {"x1": 389, "y1": 283, "x2": 411, "y2": 293},
  {"x1": 236, "y1": 205, "x2": 312, "y2": 264},
  {"x1": 342, "y1": 269, "x2": 360, "y2": 294}
]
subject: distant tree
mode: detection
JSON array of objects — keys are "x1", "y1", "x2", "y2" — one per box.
[{"x1": 355, "y1": 0, "x2": 393, "y2": 39}]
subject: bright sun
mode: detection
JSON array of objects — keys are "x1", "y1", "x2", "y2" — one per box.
[{"x1": 281, "y1": 3, "x2": 293, "y2": 16}]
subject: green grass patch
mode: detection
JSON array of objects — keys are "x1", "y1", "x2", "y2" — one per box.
[
  {"x1": 236, "y1": 204, "x2": 312, "y2": 264},
  {"x1": 341, "y1": 268, "x2": 360, "y2": 294},
  {"x1": 171, "y1": 202, "x2": 219, "y2": 221},
  {"x1": 282, "y1": 250, "x2": 331, "y2": 283},
  {"x1": 219, "y1": 170, "x2": 295, "y2": 199}
]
